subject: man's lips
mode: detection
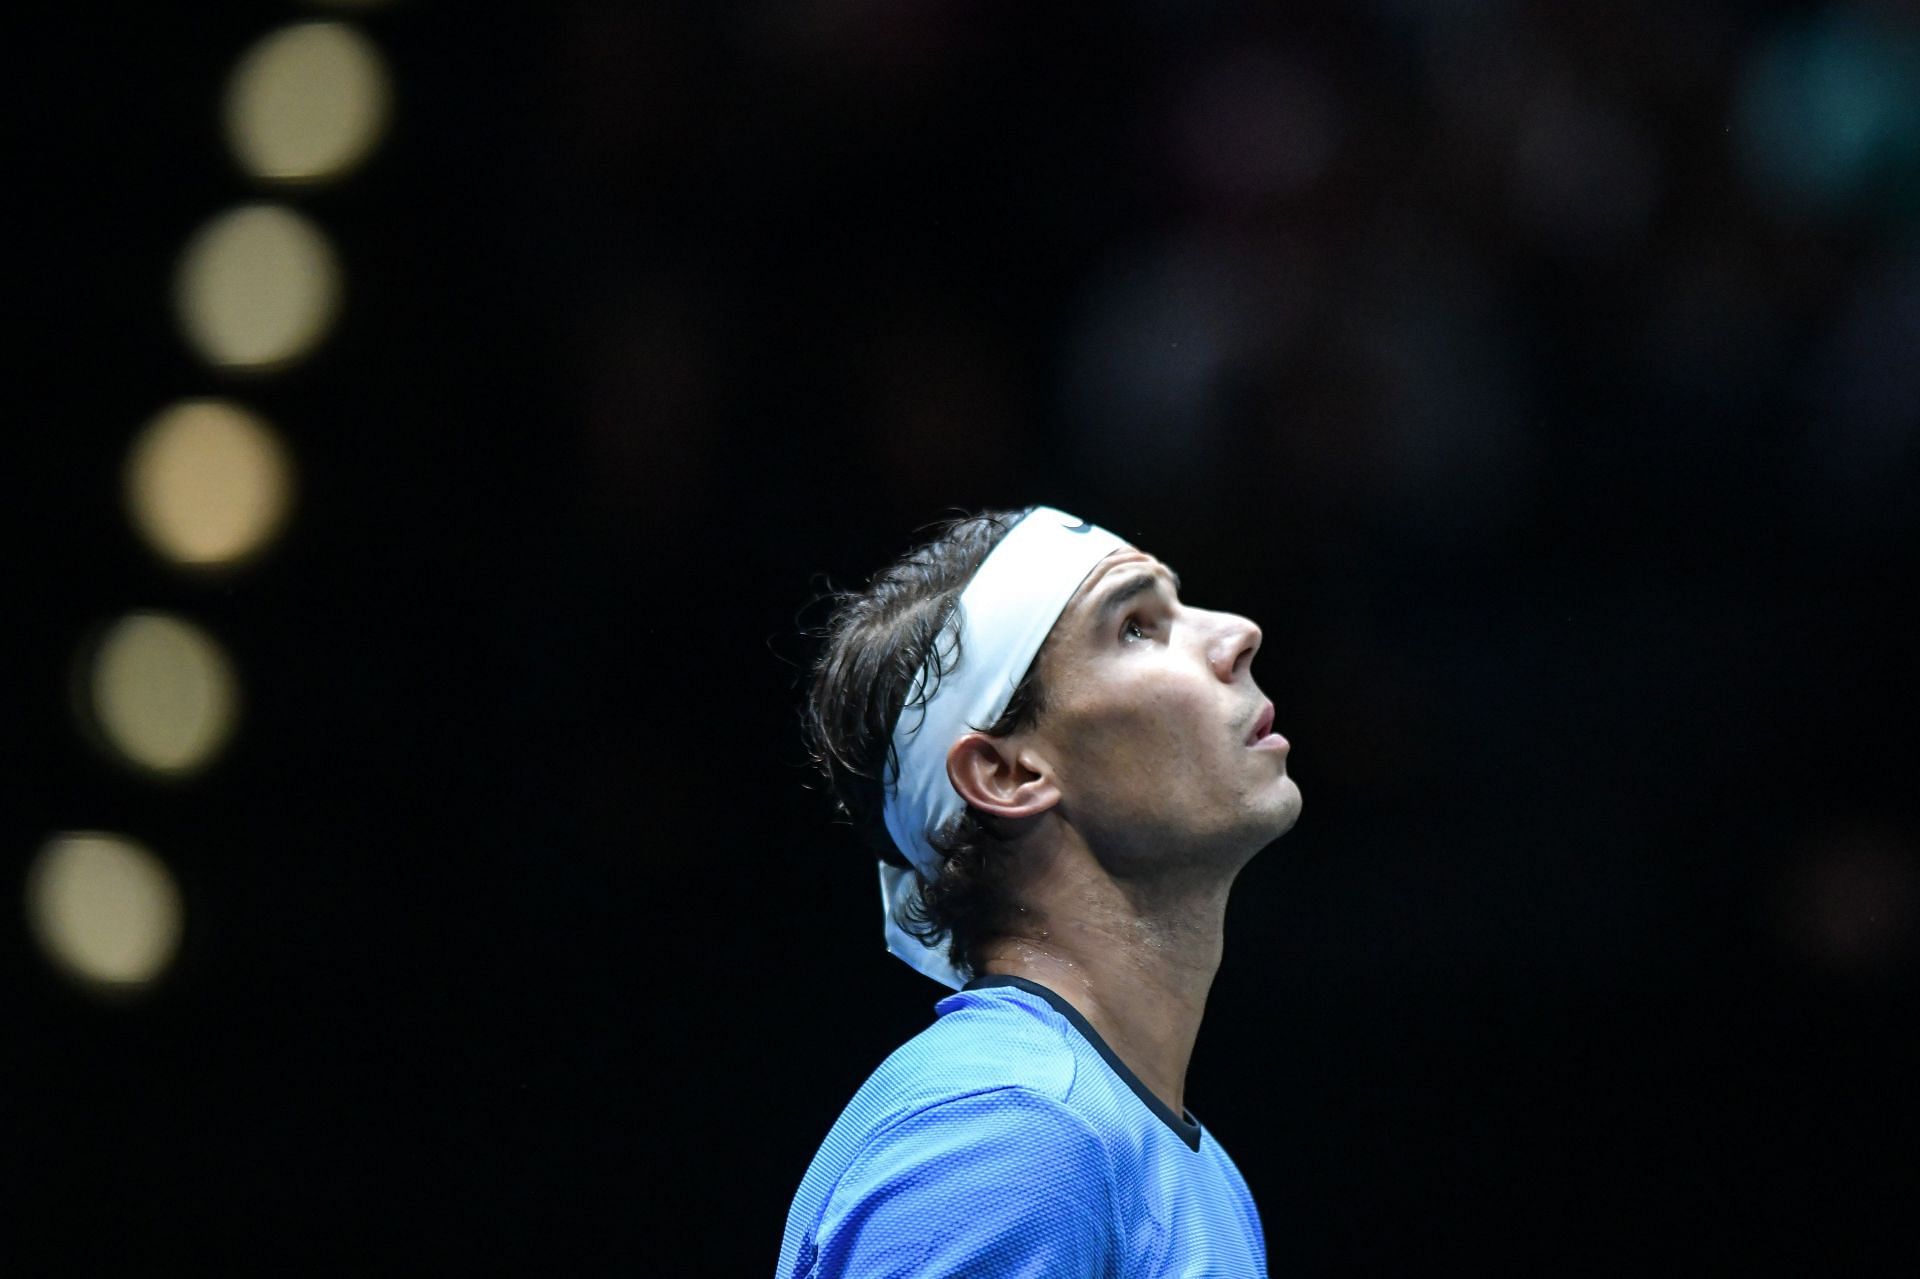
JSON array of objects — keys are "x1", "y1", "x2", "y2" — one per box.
[{"x1": 1246, "y1": 701, "x2": 1275, "y2": 746}]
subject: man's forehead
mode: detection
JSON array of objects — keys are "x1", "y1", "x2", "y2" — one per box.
[{"x1": 1062, "y1": 547, "x2": 1177, "y2": 616}]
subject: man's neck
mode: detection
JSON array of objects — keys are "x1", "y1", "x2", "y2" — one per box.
[{"x1": 976, "y1": 869, "x2": 1230, "y2": 1119}]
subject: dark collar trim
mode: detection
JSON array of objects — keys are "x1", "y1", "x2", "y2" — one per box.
[{"x1": 962, "y1": 974, "x2": 1203, "y2": 1152}]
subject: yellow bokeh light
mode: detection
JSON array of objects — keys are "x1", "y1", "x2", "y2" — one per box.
[
  {"x1": 84, "y1": 612, "x2": 241, "y2": 776},
  {"x1": 124, "y1": 399, "x2": 296, "y2": 570},
  {"x1": 26, "y1": 833, "x2": 185, "y2": 990},
  {"x1": 174, "y1": 203, "x2": 342, "y2": 370},
  {"x1": 224, "y1": 22, "x2": 392, "y2": 184}
]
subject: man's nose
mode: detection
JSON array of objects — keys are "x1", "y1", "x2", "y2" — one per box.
[{"x1": 1210, "y1": 612, "x2": 1262, "y2": 681}]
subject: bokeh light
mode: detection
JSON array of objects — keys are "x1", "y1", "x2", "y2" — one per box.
[
  {"x1": 224, "y1": 21, "x2": 393, "y2": 184},
  {"x1": 1735, "y1": 10, "x2": 1920, "y2": 220},
  {"x1": 82, "y1": 612, "x2": 241, "y2": 776},
  {"x1": 124, "y1": 399, "x2": 296, "y2": 570},
  {"x1": 174, "y1": 203, "x2": 342, "y2": 369},
  {"x1": 26, "y1": 833, "x2": 184, "y2": 990}
]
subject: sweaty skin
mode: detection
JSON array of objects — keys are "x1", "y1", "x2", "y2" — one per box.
[{"x1": 946, "y1": 548, "x2": 1300, "y2": 1117}]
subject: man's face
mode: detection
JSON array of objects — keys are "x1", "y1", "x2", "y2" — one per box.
[{"x1": 1023, "y1": 548, "x2": 1300, "y2": 877}]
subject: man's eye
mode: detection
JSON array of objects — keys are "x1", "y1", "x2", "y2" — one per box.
[{"x1": 1122, "y1": 617, "x2": 1147, "y2": 641}]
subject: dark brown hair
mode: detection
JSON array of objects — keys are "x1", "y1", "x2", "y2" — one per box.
[{"x1": 802, "y1": 508, "x2": 1048, "y2": 980}]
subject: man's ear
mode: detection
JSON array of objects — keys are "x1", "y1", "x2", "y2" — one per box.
[{"x1": 946, "y1": 732, "x2": 1061, "y2": 820}]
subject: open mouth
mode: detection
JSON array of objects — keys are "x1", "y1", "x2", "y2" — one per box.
[{"x1": 1246, "y1": 702, "x2": 1274, "y2": 746}]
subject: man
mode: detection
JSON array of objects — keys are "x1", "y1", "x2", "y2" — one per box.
[{"x1": 780, "y1": 506, "x2": 1300, "y2": 1277}]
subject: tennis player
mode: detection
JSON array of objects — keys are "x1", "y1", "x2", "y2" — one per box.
[{"x1": 779, "y1": 506, "x2": 1299, "y2": 1277}]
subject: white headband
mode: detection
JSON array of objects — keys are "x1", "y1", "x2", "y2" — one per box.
[{"x1": 878, "y1": 506, "x2": 1129, "y2": 987}]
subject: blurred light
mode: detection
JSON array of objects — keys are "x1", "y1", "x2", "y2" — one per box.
[
  {"x1": 174, "y1": 203, "x2": 342, "y2": 370},
  {"x1": 1735, "y1": 11, "x2": 1920, "y2": 219},
  {"x1": 83, "y1": 612, "x2": 241, "y2": 776},
  {"x1": 124, "y1": 399, "x2": 296, "y2": 570},
  {"x1": 26, "y1": 833, "x2": 184, "y2": 990},
  {"x1": 224, "y1": 21, "x2": 392, "y2": 184}
]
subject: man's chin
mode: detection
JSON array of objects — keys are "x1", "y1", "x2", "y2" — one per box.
[{"x1": 1263, "y1": 780, "x2": 1302, "y2": 841}]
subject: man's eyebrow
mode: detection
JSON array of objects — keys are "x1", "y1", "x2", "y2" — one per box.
[{"x1": 1092, "y1": 565, "x2": 1182, "y2": 626}]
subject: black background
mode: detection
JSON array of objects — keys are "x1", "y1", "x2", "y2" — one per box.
[{"x1": 11, "y1": 1, "x2": 1919, "y2": 1272}]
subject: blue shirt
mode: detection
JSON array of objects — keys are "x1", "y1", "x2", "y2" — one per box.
[{"x1": 778, "y1": 976, "x2": 1267, "y2": 1277}]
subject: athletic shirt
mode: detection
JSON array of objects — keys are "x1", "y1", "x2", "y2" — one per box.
[{"x1": 777, "y1": 976, "x2": 1268, "y2": 1277}]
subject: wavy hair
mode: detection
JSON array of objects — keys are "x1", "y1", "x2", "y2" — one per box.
[{"x1": 801, "y1": 509, "x2": 1048, "y2": 981}]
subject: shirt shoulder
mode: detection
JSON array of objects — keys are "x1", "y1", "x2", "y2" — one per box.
[
  {"x1": 804, "y1": 1085, "x2": 1122, "y2": 1278},
  {"x1": 857, "y1": 984, "x2": 1083, "y2": 1111},
  {"x1": 778, "y1": 988, "x2": 1120, "y2": 1278}
]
